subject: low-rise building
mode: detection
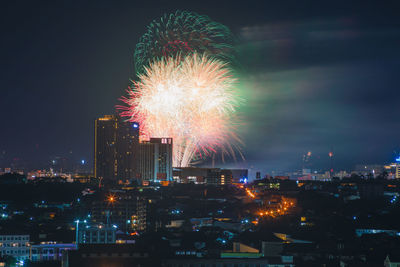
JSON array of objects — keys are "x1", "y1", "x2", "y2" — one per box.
[
  {"x1": 385, "y1": 254, "x2": 400, "y2": 267},
  {"x1": 78, "y1": 223, "x2": 116, "y2": 244},
  {"x1": 0, "y1": 234, "x2": 30, "y2": 261},
  {"x1": 30, "y1": 242, "x2": 76, "y2": 262}
]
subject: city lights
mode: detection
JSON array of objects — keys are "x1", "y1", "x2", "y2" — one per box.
[
  {"x1": 107, "y1": 194, "x2": 116, "y2": 205},
  {"x1": 253, "y1": 195, "x2": 296, "y2": 218},
  {"x1": 1, "y1": 3, "x2": 399, "y2": 267},
  {"x1": 245, "y1": 188, "x2": 256, "y2": 198}
]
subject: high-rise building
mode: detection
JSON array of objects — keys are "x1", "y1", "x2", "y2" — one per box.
[
  {"x1": 396, "y1": 164, "x2": 400, "y2": 179},
  {"x1": 138, "y1": 138, "x2": 173, "y2": 182},
  {"x1": 94, "y1": 115, "x2": 139, "y2": 181}
]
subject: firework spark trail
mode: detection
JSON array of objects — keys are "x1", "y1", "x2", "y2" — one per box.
[{"x1": 120, "y1": 53, "x2": 241, "y2": 167}]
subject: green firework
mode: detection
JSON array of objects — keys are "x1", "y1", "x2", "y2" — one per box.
[{"x1": 134, "y1": 10, "x2": 236, "y2": 74}]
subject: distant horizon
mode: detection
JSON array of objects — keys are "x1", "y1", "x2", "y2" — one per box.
[{"x1": 1, "y1": 151, "x2": 399, "y2": 176}]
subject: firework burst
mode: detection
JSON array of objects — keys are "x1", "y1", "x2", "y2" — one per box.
[
  {"x1": 120, "y1": 53, "x2": 242, "y2": 167},
  {"x1": 134, "y1": 10, "x2": 235, "y2": 74}
]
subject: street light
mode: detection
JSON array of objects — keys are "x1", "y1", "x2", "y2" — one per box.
[
  {"x1": 107, "y1": 194, "x2": 116, "y2": 205},
  {"x1": 75, "y1": 220, "x2": 80, "y2": 248}
]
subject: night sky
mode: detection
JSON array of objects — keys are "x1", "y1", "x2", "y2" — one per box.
[{"x1": 1, "y1": 0, "x2": 399, "y2": 174}]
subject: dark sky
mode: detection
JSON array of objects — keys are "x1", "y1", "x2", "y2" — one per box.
[{"x1": 1, "y1": 0, "x2": 400, "y2": 174}]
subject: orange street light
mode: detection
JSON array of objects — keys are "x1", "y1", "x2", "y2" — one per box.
[{"x1": 107, "y1": 194, "x2": 116, "y2": 205}]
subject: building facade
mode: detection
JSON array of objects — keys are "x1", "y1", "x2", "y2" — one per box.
[
  {"x1": 78, "y1": 224, "x2": 116, "y2": 245},
  {"x1": 90, "y1": 196, "x2": 147, "y2": 233},
  {"x1": 94, "y1": 115, "x2": 139, "y2": 181},
  {"x1": 173, "y1": 167, "x2": 208, "y2": 184},
  {"x1": 206, "y1": 169, "x2": 233, "y2": 186},
  {"x1": 0, "y1": 234, "x2": 30, "y2": 261},
  {"x1": 173, "y1": 167, "x2": 237, "y2": 185},
  {"x1": 30, "y1": 242, "x2": 75, "y2": 262},
  {"x1": 138, "y1": 138, "x2": 173, "y2": 182}
]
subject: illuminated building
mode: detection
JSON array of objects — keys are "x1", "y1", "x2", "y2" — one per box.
[
  {"x1": 90, "y1": 196, "x2": 147, "y2": 233},
  {"x1": 355, "y1": 164, "x2": 384, "y2": 177},
  {"x1": 26, "y1": 169, "x2": 71, "y2": 180},
  {"x1": 94, "y1": 115, "x2": 139, "y2": 181},
  {"x1": 395, "y1": 156, "x2": 400, "y2": 179},
  {"x1": 334, "y1": 170, "x2": 350, "y2": 179},
  {"x1": 77, "y1": 223, "x2": 116, "y2": 244},
  {"x1": 172, "y1": 167, "x2": 238, "y2": 185},
  {"x1": 30, "y1": 242, "x2": 76, "y2": 262},
  {"x1": 206, "y1": 169, "x2": 232, "y2": 186},
  {"x1": 230, "y1": 169, "x2": 249, "y2": 183},
  {"x1": 0, "y1": 234, "x2": 30, "y2": 261},
  {"x1": 383, "y1": 162, "x2": 398, "y2": 179},
  {"x1": 173, "y1": 167, "x2": 208, "y2": 184},
  {"x1": 138, "y1": 138, "x2": 173, "y2": 182}
]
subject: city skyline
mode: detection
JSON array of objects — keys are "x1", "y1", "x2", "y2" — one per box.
[
  {"x1": 1, "y1": 0, "x2": 400, "y2": 172},
  {"x1": 2, "y1": 2, "x2": 400, "y2": 266}
]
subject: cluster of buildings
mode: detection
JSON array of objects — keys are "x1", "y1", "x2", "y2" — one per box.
[
  {"x1": 1, "y1": 114, "x2": 249, "y2": 187},
  {"x1": 2, "y1": 115, "x2": 400, "y2": 267},
  {"x1": 94, "y1": 115, "x2": 248, "y2": 186},
  {"x1": 280, "y1": 160, "x2": 400, "y2": 181},
  {"x1": 94, "y1": 115, "x2": 184, "y2": 183},
  {"x1": 2, "y1": 115, "x2": 399, "y2": 184},
  {"x1": 0, "y1": 234, "x2": 75, "y2": 264}
]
